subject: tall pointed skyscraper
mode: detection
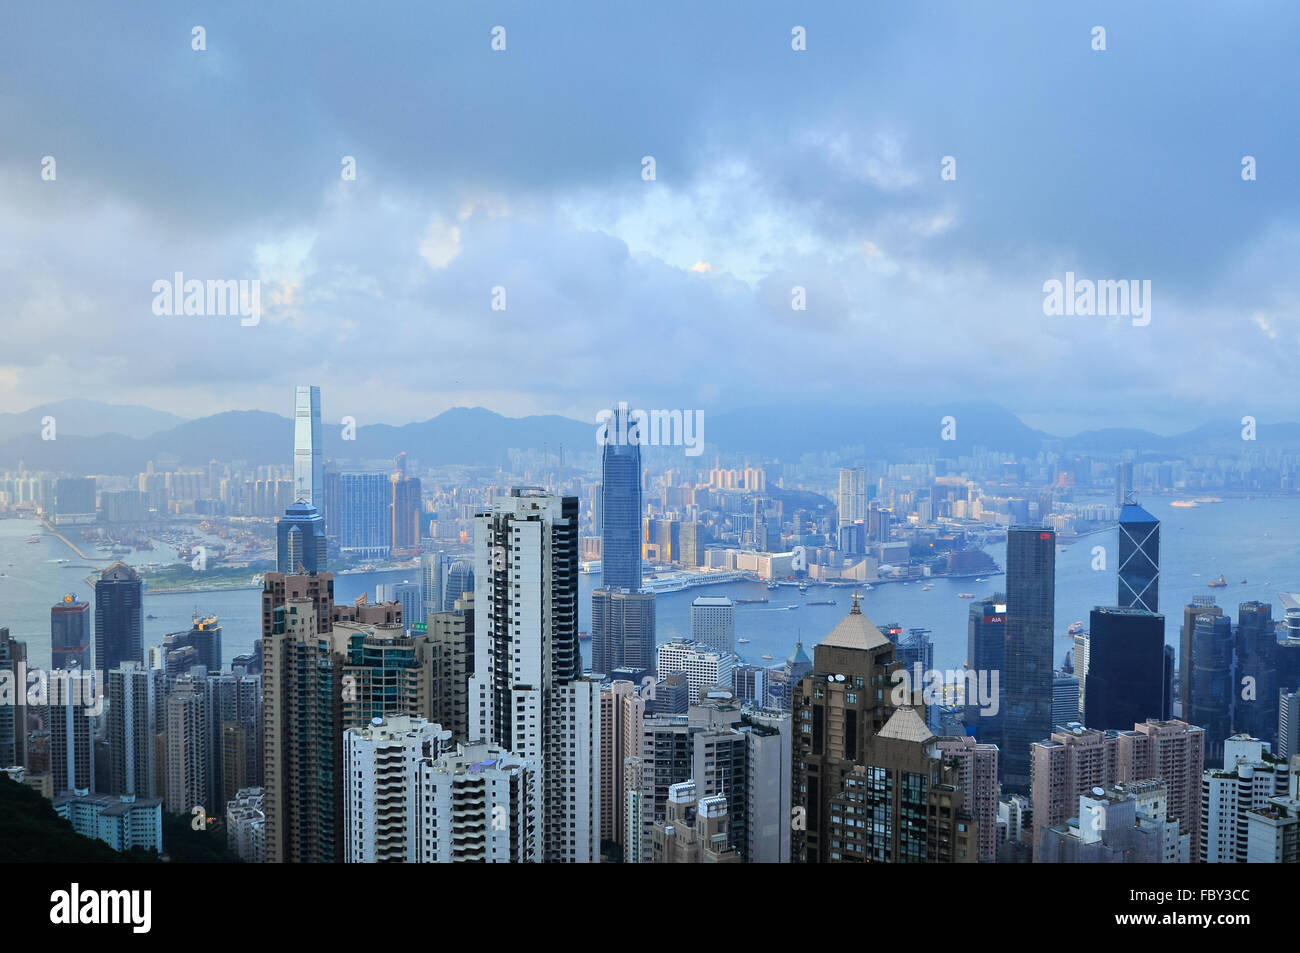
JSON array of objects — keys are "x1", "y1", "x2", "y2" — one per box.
[
  {"x1": 293, "y1": 385, "x2": 324, "y2": 518},
  {"x1": 1117, "y1": 500, "x2": 1159, "y2": 613},
  {"x1": 600, "y1": 403, "x2": 642, "y2": 592}
]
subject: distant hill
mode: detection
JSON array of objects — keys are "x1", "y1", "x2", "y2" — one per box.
[
  {"x1": 2, "y1": 399, "x2": 1300, "y2": 474},
  {"x1": 0, "y1": 399, "x2": 187, "y2": 442}
]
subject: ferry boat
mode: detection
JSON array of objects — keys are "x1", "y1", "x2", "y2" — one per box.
[
  {"x1": 25, "y1": 535, "x2": 40, "y2": 544},
  {"x1": 761, "y1": 654, "x2": 774, "y2": 660},
  {"x1": 737, "y1": 637, "x2": 751, "y2": 644},
  {"x1": 1170, "y1": 500, "x2": 1197, "y2": 508},
  {"x1": 785, "y1": 604, "x2": 799, "y2": 610},
  {"x1": 957, "y1": 593, "x2": 974, "y2": 599},
  {"x1": 766, "y1": 582, "x2": 779, "y2": 591},
  {"x1": 797, "y1": 582, "x2": 809, "y2": 594},
  {"x1": 922, "y1": 585, "x2": 933, "y2": 591}
]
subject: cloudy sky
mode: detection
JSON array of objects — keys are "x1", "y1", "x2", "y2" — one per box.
[{"x1": 2, "y1": 1, "x2": 1297, "y2": 435}]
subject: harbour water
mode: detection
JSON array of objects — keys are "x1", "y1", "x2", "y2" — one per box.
[{"x1": 1, "y1": 495, "x2": 1298, "y2": 674}]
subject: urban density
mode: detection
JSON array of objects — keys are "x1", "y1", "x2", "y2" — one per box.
[{"x1": 0, "y1": 4, "x2": 1293, "y2": 936}]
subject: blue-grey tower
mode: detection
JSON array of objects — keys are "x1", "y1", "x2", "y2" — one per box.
[
  {"x1": 599, "y1": 403, "x2": 642, "y2": 593},
  {"x1": 277, "y1": 501, "x2": 327, "y2": 574},
  {"x1": 1117, "y1": 500, "x2": 1159, "y2": 613}
]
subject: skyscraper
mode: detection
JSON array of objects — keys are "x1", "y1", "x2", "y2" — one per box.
[
  {"x1": 106, "y1": 662, "x2": 162, "y2": 798},
  {"x1": 1114, "y1": 460, "x2": 1134, "y2": 506},
  {"x1": 390, "y1": 454, "x2": 422, "y2": 553},
  {"x1": 160, "y1": 615, "x2": 223, "y2": 675},
  {"x1": 469, "y1": 489, "x2": 601, "y2": 862},
  {"x1": 838, "y1": 467, "x2": 867, "y2": 527},
  {"x1": 276, "y1": 501, "x2": 327, "y2": 574},
  {"x1": 442, "y1": 559, "x2": 474, "y2": 612},
  {"x1": 690, "y1": 596, "x2": 735, "y2": 657},
  {"x1": 293, "y1": 384, "x2": 324, "y2": 517},
  {"x1": 591, "y1": 588, "x2": 656, "y2": 676},
  {"x1": 0, "y1": 627, "x2": 28, "y2": 769},
  {"x1": 1236, "y1": 601, "x2": 1279, "y2": 747},
  {"x1": 1180, "y1": 596, "x2": 1220, "y2": 720},
  {"x1": 1084, "y1": 606, "x2": 1166, "y2": 730},
  {"x1": 50, "y1": 594, "x2": 91, "y2": 671},
  {"x1": 966, "y1": 594, "x2": 1006, "y2": 742},
  {"x1": 1002, "y1": 527, "x2": 1056, "y2": 791},
  {"x1": 337, "y1": 472, "x2": 392, "y2": 559},
  {"x1": 1117, "y1": 501, "x2": 1159, "y2": 613},
  {"x1": 94, "y1": 562, "x2": 144, "y2": 674},
  {"x1": 50, "y1": 669, "x2": 96, "y2": 794},
  {"x1": 428, "y1": 593, "x2": 474, "y2": 745},
  {"x1": 420, "y1": 550, "x2": 448, "y2": 616},
  {"x1": 600, "y1": 404, "x2": 642, "y2": 593},
  {"x1": 1189, "y1": 611, "x2": 1234, "y2": 762}
]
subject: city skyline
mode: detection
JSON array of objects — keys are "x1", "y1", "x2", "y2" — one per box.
[{"x1": 2, "y1": 4, "x2": 1299, "y2": 434}]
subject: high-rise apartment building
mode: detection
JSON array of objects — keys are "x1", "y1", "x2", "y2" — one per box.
[
  {"x1": 651, "y1": 781, "x2": 741, "y2": 863},
  {"x1": 50, "y1": 669, "x2": 96, "y2": 794},
  {"x1": 600, "y1": 681, "x2": 646, "y2": 851},
  {"x1": 468, "y1": 490, "x2": 601, "y2": 862},
  {"x1": 428, "y1": 593, "x2": 474, "y2": 745},
  {"x1": 390, "y1": 458, "x2": 422, "y2": 553},
  {"x1": 937, "y1": 735, "x2": 1000, "y2": 862},
  {"x1": 0, "y1": 627, "x2": 28, "y2": 769},
  {"x1": 106, "y1": 662, "x2": 161, "y2": 798},
  {"x1": 95, "y1": 562, "x2": 144, "y2": 674},
  {"x1": 838, "y1": 467, "x2": 867, "y2": 527},
  {"x1": 343, "y1": 714, "x2": 443, "y2": 863},
  {"x1": 1030, "y1": 718, "x2": 1205, "y2": 862},
  {"x1": 419, "y1": 739, "x2": 538, "y2": 862},
  {"x1": 1201, "y1": 734, "x2": 1292, "y2": 863},
  {"x1": 165, "y1": 677, "x2": 209, "y2": 815},
  {"x1": 1002, "y1": 527, "x2": 1055, "y2": 791}
]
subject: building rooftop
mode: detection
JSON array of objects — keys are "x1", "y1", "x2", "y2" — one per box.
[
  {"x1": 819, "y1": 595, "x2": 891, "y2": 651},
  {"x1": 878, "y1": 706, "x2": 936, "y2": 744}
]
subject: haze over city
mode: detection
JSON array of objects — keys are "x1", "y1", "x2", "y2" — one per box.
[{"x1": 3, "y1": 2, "x2": 1299, "y2": 433}]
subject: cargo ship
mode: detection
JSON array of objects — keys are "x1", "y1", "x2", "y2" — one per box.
[
  {"x1": 735, "y1": 597, "x2": 769, "y2": 605},
  {"x1": 1208, "y1": 574, "x2": 1228, "y2": 588}
]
